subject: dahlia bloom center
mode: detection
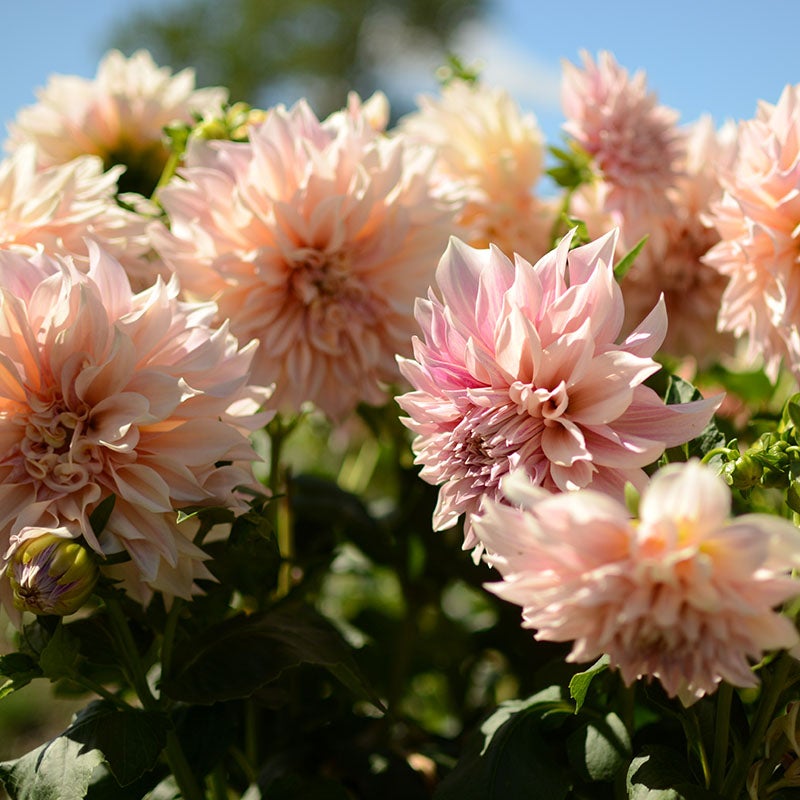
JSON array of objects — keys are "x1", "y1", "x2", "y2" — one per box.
[
  {"x1": 287, "y1": 249, "x2": 382, "y2": 352},
  {"x1": 510, "y1": 379, "x2": 570, "y2": 423},
  {"x1": 17, "y1": 392, "x2": 102, "y2": 493}
]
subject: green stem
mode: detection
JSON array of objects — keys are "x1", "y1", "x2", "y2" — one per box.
[
  {"x1": 209, "y1": 763, "x2": 229, "y2": 800},
  {"x1": 164, "y1": 728, "x2": 205, "y2": 800},
  {"x1": 687, "y1": 707, "x2": 712, "y2": 789},
  {"x1": 71, "y1": 674, "x2": 133, "y2": 711},
  {"x1": 160, "y1": 598, "x2": 184, "y2": 685},
  {"x1": 710, "y1": 682, "x2": 733, "y2": 793},
  {"x1": 151, "y1": 149, "x2": 182, "y2": 200},
  {"x1": 722, "y1": 652, "x2": 794, "y2": 798},
  {"x1": 268, "y1": 415, "x2": 298, "y2": 600},
  {"x1": 701, "y1": 447, "x2": 735, "y2": 465},
  {"x1": 104, "y1": 594, "x2": 158, "y2": 711}
]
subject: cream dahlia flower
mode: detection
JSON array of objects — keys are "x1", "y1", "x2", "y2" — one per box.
[
  {"x1": 396, "y1": 230, "x2": 720, "y2": 550},
  {"x1": 0, "y1": 144, "x2": 154, "y2": 286},
  {"x1": 703, "y1": 84, "x2": 800, "y2": 380},
  {"x1": 562, "y1": 51, "x2": 684, "y2": 221},
  {"x1": 7, "y1": 49, "x2": 227, "y2": 194},
  {"x1": 476, "y1": 461, "x2": 800, "y2": 702},
  {"x1": 399, "y1": 79, "x2": 554, "y2": 262},
  {"x1": 152, "y1": 97, "x2": 457, "y2": 420},
  {"x1": 0, "y1": 245, "x2": 267, "y2": 605}
]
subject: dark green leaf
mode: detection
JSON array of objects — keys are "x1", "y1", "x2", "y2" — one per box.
[
  {"x1": 614, "y1": 236, "x2": 648, "y2": 281},
  {"x1": 65, "y1": 701, "x2": 168, "y2": 787},
  {"x1": 290, "y1": 474, "x2": 390, "y2": 564},
  {"x1": 566, "y1": 712, "x2": 630, "y2": 782},
  {"x1": 569, "y1": 655, "x2": 610, "y2": 713},
  {"x1": 85, "y1": 762, "x2": 167, "y2": 800},
  {"x1": 39, "y1": 623, "x2": 81, "y2": 681},
  {"x1": 0, "y1": 653, "x2": 42, "y2": 699},
  {"x1": 627, "y1": 746, "x2": 715, "y2": 799},
  {"x1": 264, "y1": 774, "x2": 352, "y2": 799},
  {"x1": 88, "y1": 494, "x2": 116, "y2": 539},
  {"x1": 435, "y1": 688, "x2": 572, "y2": 800},
  {"x1": 0, "y1": 733, "x2": 104, "y2": 800},
  {"x1": 661, "y1": 374, "x2": 727, "y2": 461},
  {"x1": 162, "y1": 603, "x2": 380, "y2": 707}
]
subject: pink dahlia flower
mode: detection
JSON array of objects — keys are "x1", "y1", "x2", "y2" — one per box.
[
  {"x1": 0, "y1": 244, "x2": 267, "y2": 605},
  {"x1": 152, "y1": 97, "x2": 456, "y2": 420},
  {"x1": 399, "y1": 79, "x2": 555, "y2": 262},
  {"x1": 619, "y1": 117, "x2": 736, "y2": 364},
  {"x1": 703, "y1": 85, "x2": 800, "y2": 380},
  {"x1": 7, "y1": 49, "x2": 227, "y2": 194},
  {"x1": 475, "y1": 461, "x2": 800, "y2": 702},
  {"x1": 396, "y1": 230, "x2": 720, "y2": 549},
  {"x1": 562, "y1": 51, "x2": 684, "y2": 221},
  {"x1": 0, "y1": 145, "x2": 153, "y2": 285}
]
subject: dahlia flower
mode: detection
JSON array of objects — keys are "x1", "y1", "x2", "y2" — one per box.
[
  {"x1": 396, "y1": 230, "x2": 720, "y2": 549},
  {"x1": 475, "y1": 461, "x2": 800, "y2": 702},
  {"x1": 0, "y1": 144, "x2": 154, "y2": 287},
  {"x1": 0, "y1": 245, "x2": 266, "y2": 605},
  {"x1": 703, "y1": 84, "x2": 800, "y2": 380},
  {"x1": 399, "y1": 79, "x2": 554, "y2": 262},
  {"x1": 618, "y1": 117, "x2": 736, "y2": 363},
  {"x1": 561, "y1": 51, "x2": 684, "y2": 221},
  {"x1": 6, "y1": 49, "x2": 227, "y2": 194},
  {"x1": 152, "y1": 97, "x2": 456, "y2": 420}
]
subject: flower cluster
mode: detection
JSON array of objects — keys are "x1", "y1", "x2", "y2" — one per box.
[{"x1": 3, "y1": 45, "x2": 800, "y2": 800}]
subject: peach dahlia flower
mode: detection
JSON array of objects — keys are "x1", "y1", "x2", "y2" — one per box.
[
  {"x1": 396, "y1": 230, "x2": 720, "y2": 550},
  {"x1": 476, "y1": 461, "x2": 800, "y2": 702},
  {"x1": 6, "y1": 49, "x2": 227, "y2": 194},
  {"x1": 562, "y1": 51, "x2": 684, "y2": 221},
  {"x1": 0, "y1": 245, "x2": 266, "y2": 605},
  {"x1": 0, "y1": 144, "x2": 152, "y2": 282},
  {"x1": 703, "y1": 84, "x2": 800, "y2": 380},
  {"x1": 399, "y1": 79, "x2": 554, "y2": 263},
  {"x1": 152, "y1": 97, "x2": 456, "y2": 420}
]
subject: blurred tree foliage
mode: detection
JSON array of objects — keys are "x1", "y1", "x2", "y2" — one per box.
[{"x1": 110, "y1": 0, "x2": 487, "y2": 117}]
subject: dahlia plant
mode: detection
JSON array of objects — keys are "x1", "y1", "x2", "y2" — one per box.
[{"x1": 1, "y1": 47, "x2": 800, "y2": 800}]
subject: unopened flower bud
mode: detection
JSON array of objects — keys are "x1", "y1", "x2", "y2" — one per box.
[
  {"x1": 723, "y1": 453, "x2": 762, "y2": 489},
  {"x1": 7, "y1": 532, "x2": 98, "y2": 616}
]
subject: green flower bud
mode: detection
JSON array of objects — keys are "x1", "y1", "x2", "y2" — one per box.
[
  {"x1": 7, "y1": 533, "x2": 98, "y2": 616},
  {"x1": 723, "y1": 453, "x2": 762, "y2": 489}
]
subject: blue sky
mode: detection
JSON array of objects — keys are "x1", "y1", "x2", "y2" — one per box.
[{"x1": 1, "y1": 0, "x2": 797, "y2": 148}]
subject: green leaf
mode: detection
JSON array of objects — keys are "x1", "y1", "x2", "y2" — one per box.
[
  {"x1": 568, "y1": 655, "x2": 610, "y2": 713},
  {"x1": 0, "y1": 653, "x2": 42, "y2": 699},
  {"x1": 660, "y1": 374, "x2": 727, "y2": 462},
  {"x1": 786, "y1": 396, "x2": 800, "y2": 431},
  {"x1": 65, "y1": 701, "x2": 168, "y2": 787},
  {"x1": 161, "y1": 603, "x2": 381, "y2": 707},
  {"x1": 627, "y1": 746, "x2": 717, "y2": 799},
  {"x1": 705, "y1": 364, "x2": 774, "y2": 405},
  {"x1": 787, "y1": 481, "x2": 800, "y2": 513},
  {"x1": 0, "y1": 732, "x2": 105, "y2": 800},
  {"x1": 434, "y1": 688, "x2": 572, "y2": 800},
  {"x1": 88, "y1": 494, "x2": 116, "y2": 539},
  {"x1": 39, "y1": 623, "x2": 81, "y2": 681},
  {"x1": 614, "y1": 236, "x2": 648, "y2": 281},
  {"x1": 566, "y1": 712, "x2": 630, "y2": 782}
]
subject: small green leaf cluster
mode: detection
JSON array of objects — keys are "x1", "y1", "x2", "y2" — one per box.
[{"x1": 716, "y1": 393, "x2": 800, "y2": 511}]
